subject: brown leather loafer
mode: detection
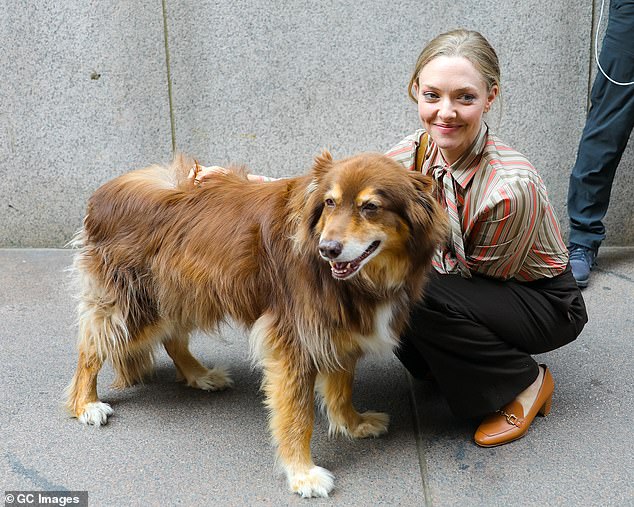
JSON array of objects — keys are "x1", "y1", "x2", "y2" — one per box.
[{"x1": 474, "y1": 365, "x2": 554, "y2": 447}]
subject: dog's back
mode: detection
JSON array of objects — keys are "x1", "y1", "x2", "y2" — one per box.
[{"x1": 78, "y1": 158, "x2": 306, "y2": 331}]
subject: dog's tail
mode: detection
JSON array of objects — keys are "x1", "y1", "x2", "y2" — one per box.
[
  {"x1": 170, "y1": 152, "x2": 198, "y2": 188},
  {"x1": 116, "y1": 152, "x2": 196, "y2": 191}
]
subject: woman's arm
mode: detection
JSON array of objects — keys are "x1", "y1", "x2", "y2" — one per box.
[
  {"x1": 384, "y1": 129, "x2": 427, "y2": 172},
  {"x1": 467, "y1": 181, "x2": 546, "y2": 280}
]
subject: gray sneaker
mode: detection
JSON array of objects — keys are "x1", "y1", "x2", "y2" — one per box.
[{"x1": 568, "y1": 244, "x2": 597, "y2": 288}]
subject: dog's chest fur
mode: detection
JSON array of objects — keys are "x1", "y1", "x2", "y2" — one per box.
[{"x1": 354, "y1": 302, "x2": 400, "y2": 356}]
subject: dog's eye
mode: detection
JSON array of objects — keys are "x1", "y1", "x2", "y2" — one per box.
[
  {"x1": 324, "y1": 198, "x2": 336, "y2": 207},
  {"x1": 362, "y1": 202, "x2": 379, "y2": 213}
]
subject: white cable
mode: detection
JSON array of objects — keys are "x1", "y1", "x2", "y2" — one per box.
[{"x1": 595, "y1": 0, "x2": 634, "y2": 86}]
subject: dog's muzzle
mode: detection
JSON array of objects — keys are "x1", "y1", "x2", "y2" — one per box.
[{"x1": 319, "y1": 240, "x2": 381, "y2": 279}]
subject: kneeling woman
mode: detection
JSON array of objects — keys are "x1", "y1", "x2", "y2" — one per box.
[{"x1": 387, "y1": 29, "x2": 587, "y2": 446}]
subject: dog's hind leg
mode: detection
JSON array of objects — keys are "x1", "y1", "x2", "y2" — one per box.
[
  {"x1": 163, "y1": 335, "x2": 232, "y2": 391},
  {"x1": 316, "y1": 355, "x2": 389, "y2": 439},
  {"x1": 260, "y1": 348, "x2": 334, "y2": 498},
  {"x1": 65, "y1": 336, "x2": 112, "y2": 426},
  {"x1": 65, "y1": 291, "x2": 131, "y2": 425},
  {"x1": 66, "y1": 270, "x2": 151, "y2": 425}
]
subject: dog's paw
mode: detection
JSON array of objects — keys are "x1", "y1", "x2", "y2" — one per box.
[
  {"x1": 78, "y1": 402, "x2": 113, "y2": 426},
  {"x1": 188, "y1": 366, "x2": 233, "y2": 391},
  {"x1": 288, "y1": 466, "x2": 335, "y2": 498},
  {"x1": 347, "y1": 411, "x2": 389, "y2": 438}
]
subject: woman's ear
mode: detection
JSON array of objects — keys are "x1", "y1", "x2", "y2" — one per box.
[{"x1": 485, "y1": 84, "x2": 499, "y2": 111}]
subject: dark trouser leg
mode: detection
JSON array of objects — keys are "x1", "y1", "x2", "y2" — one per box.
[
  {"x1": 396, "y1": 270, "x2": 587, "y2": 419},
  {"x1": 567, "y1": 2, "x2": 634, "y2": 251}
]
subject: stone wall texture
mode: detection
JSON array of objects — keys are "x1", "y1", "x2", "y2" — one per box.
[{"x1": 1, "y1": 0, "x2": 632, "y2": 247}]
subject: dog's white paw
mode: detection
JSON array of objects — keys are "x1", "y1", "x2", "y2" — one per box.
[
  {"x1": 78, "y1": 402, "x2": 113, "y2": 426},
  {"x1": 347, "y1": 411, "x2": 390, "y2": 438},
  {"x1": 288, "y1": 466, "x2": 335, "y2": 498},
  {"x1": 188, "y1": 366, "x2": 233, "y2": 391}
]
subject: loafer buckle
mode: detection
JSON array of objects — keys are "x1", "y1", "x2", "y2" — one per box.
[{"x1": 497, "y1": 409, "x2": 523, "y2": 427}]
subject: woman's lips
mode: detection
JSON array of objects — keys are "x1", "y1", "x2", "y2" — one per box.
[{"x1": 434, "y1": 123, "x2": 462, "y2": 134}]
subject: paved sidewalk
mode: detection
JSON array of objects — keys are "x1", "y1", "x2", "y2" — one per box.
[{"x1": 1, "y1": 248, "x2": 632, "y2": 506}]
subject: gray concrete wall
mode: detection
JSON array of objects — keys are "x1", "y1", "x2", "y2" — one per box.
[{"x1": 1, "y1": 1, "x2": 632, "y2": 247}]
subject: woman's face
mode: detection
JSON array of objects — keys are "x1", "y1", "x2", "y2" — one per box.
[{"x1": 414, "y1": 56, "x2": 498, "y2": 165}]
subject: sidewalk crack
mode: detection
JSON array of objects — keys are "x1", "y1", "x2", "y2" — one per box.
[{"x1": 406, "y1": 370, "x2": 433, "y2": 507}]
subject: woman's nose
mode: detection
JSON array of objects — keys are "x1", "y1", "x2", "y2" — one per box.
[{"x1": 438, "y1": 98, "x2": 456, "y2": 120}]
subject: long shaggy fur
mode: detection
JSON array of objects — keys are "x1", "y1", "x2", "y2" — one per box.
[{"x1": 65, "y1": 150, "x2": 447, "y2": 498}]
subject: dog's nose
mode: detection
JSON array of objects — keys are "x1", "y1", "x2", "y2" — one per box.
[{"x1": 319, "y1": 240, "x2": 343, "y2": 259}]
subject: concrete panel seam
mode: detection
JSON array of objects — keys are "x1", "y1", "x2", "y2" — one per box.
[
  {"x1": 594, "y1": 266, "x2": 634, "y2": 284},
  {"x1": 162, "y1": 0, "x2": 176, "y2": 153}
]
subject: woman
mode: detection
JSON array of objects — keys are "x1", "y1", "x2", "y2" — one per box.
[
  {"x1": 191, "y1": 29, "x2": 588, "y2": 447},
  {"x1": 388, "y1": 28, "x2": 586, "y2": 446}
]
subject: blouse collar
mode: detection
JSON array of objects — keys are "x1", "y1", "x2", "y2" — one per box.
[{"x1": 424, "y1": 122, "x2": 488, "y2": 189}]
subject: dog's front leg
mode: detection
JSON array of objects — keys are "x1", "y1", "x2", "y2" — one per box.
[
  {"x1": 261, "y1": 350, "x2": 334, "y2": 498},
  {"x1": 316, "y1": 355, "x2": 389, "y2": 439}
]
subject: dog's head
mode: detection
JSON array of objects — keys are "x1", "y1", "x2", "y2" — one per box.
[{"x1": 296, "y1": 151, "x2": 447, "y2": 286}]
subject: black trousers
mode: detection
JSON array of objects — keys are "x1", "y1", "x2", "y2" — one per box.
[{"x1": 396, "y1": 266, "x2": 587, "y2": 418}]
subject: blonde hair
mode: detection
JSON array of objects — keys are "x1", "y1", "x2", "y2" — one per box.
[{"x1": 407, "y1": 29, "x2": 501, "y2": 103}]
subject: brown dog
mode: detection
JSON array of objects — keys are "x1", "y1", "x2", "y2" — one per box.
[{"x1": 65, "y1": 151, "x2": 446, "y2": 497}]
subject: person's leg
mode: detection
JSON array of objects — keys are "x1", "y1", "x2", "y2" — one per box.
[
  {"x1": 568, "y1": 3, "x2": 634, "y2": 253},
  {"x1": 394, "y1": 334, "x2": 431, "y2": 380},
  {"x1": 397, "y1": 270, "x2": 586, "y2": 419}
]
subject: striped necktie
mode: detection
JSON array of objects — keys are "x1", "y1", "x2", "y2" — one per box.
[{"x1": 432, "y1": 165, "x2": 471, "y2": 278}]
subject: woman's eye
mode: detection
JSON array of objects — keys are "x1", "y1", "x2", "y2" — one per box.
[
  {"x1": 422, "y1": 92, "x2": 439, "y2": 101},
  {"x1": 461, "y1": 94, "x2": 476, "y2": 103},
  {"x1": 324, "y1": 198, "x2": 335, "y2": 207}
]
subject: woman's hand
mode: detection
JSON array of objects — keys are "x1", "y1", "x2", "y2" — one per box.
[
  {"x1": 188, "y1": 161, "x2": 277, "y2": 185},
  {"x1": 188, "y1": 163, "x2": 228, "y2": 186}
]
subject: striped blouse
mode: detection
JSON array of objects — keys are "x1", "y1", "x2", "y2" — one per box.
[{"x1": 385, "y1": 123, "x2": 568, "y2": 281}]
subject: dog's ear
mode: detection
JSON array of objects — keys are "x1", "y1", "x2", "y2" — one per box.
[
  {"x1": 311, "y1": 150, "x2": 334, "y2": 179},
  {"x1": 291, "y1": 152, "x2": 334, "y2": 255},
  {"x1": 406, "y1": 171, "x2": 449, "y2": 256},
  {"x1": 408, "y1": 171, "x2": 434, "y2": 194},
  {"x1": 408, "y1": 172, "x2": 436, "y2": 220}
]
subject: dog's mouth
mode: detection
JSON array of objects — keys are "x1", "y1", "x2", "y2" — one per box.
[{"x1": 329, "y1": 241, "x2": 380, "y2": 280}]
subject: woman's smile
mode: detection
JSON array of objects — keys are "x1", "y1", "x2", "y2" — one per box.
[{"x1": 433, "y1": 122, "x2": 463, "y2": 134}]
